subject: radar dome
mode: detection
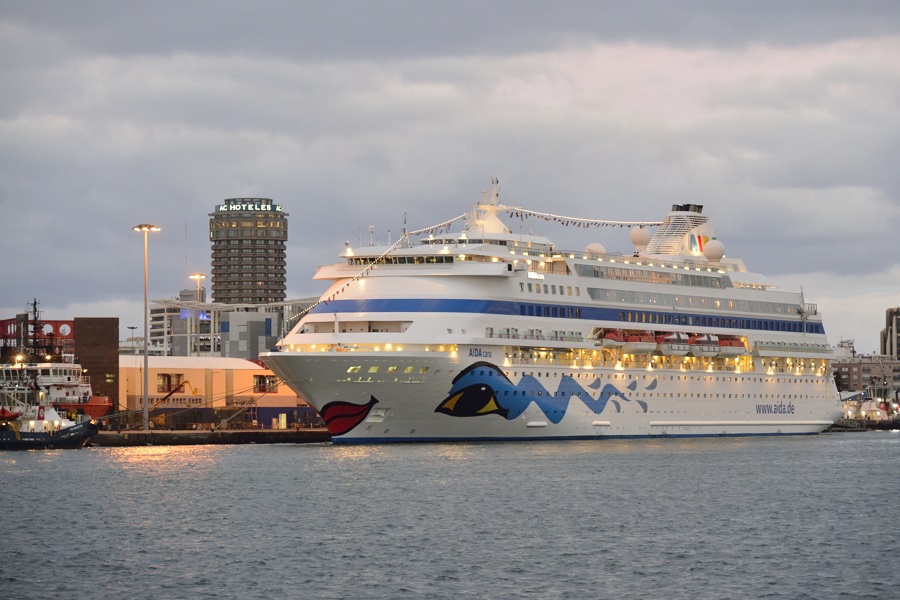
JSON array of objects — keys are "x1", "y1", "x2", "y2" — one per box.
[
  {"x1": 585, "y1": 242, "x2": 606, "y2": 255},
  {"x1": 703, "y1": 239, "x2": 725, "y2": 261},
  {"x1": 630, "y1": 226, "x2": 652, "y2": 250}
]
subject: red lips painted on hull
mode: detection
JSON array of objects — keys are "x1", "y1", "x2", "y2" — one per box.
[{"x1": 319, "y1": 397, "x2": 379, "y2": 436}]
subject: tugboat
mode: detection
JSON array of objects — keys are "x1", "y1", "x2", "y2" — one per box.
[
  {"x1": 0, "y1": 299, "x2": 103, "y2": 449},
  {"x1": 0, "y1": 398, "x2": 99, "y2": 450}
]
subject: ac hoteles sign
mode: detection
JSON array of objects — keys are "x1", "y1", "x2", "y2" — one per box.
[{"x1": 216, "y1": 199, "x2": 284, "y2": 213}]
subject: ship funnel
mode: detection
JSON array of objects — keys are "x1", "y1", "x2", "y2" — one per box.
[{"x1": 645, "y1": 205, "x2": 715, "y2": 256}]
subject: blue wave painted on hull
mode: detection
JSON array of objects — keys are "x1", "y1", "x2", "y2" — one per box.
[{"x1": 436, "y1": 362, "x2": 650, "y2": 425}]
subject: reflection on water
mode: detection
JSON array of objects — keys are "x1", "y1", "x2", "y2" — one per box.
[{"x1": 100, "y1": 445, "x2": 222, "y2": 472}]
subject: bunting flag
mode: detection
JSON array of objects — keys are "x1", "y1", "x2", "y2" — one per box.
[
  {"x1": 286, "y1": 203, "x2": 660, "y2": 322},
  {"x1": 498, "y1": 205, "x2": 661, "y2": 228}
]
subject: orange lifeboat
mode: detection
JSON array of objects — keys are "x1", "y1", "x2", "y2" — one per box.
[
  {"x1": 717, "y1": 337, "x2": 747, "y2": 357},
  {"x1": 621, "y1": 333, "x2": 657, "y2": 354},
  {"x1": 598, "y1": 329, "x2": 625, "y2": 348},
  {"x1": 0, "y1": 407, "x2": 22, "y2": 421}
]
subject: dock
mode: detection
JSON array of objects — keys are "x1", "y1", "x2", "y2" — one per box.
[{"x1": 92, "y1": 428, "x2": 331, "y2": 447}]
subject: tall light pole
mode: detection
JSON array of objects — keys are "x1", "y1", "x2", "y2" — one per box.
[
  {"x1": 189, "y1": 273, "x2": 206, "y2": 356},
  {"x1": 134, "y1": 224, "x2": 160, "y2": 431}
]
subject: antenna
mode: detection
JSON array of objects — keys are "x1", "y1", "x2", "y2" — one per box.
[
  {"x1": 184, "y1": 221, "x2": 188, "y2": 281},
  {"x1": 402, "y1": 212, "x2": 409, "y2": 248}
]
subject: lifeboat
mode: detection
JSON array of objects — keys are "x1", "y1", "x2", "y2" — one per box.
[
  {"x1": 0, "y1": 407, "x2": 22, "y2": 421},
  {"x1": 689, "y1": 334, "x2": 720, "y2": 357},
  {"x1": 717, "y1": 337, "x2": 747, "y2": 357},
  {"x1": 597, "y1": 329, "x2": 625, "y2": 348},
  {"x1": 621, "y1": 333, "x2": 658, "y2": 354},
  {"x1": 656, "y1": 332, "x2": 690, "y2": 356}
]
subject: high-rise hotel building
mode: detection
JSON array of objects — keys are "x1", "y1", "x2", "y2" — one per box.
[{"x1": 209, "y1": 198, "x2": 289, "y2": 304}]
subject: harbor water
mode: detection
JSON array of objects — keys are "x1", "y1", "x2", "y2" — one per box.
[{"x1": 2, "y1": 433, "x2": 898, "y2": 599}]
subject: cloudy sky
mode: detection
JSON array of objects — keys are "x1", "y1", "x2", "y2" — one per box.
[{"x1": 2, "y1": 1, "x2": 898, "y2": 353}]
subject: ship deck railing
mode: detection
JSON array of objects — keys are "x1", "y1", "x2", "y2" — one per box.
[
  {"x1": 754, "y1": 341, "x2": 831, "y2": 354},
  {"x1": 506, "y1": 356, "x2": 826, "y2": 376},
  {"x1": 490, "y1": 332, "x2": 586, "y2": 343}
]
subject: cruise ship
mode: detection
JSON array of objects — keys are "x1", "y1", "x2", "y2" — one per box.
[{"x1": 261, "y1": 182, "x2": 842, "y2": 443}]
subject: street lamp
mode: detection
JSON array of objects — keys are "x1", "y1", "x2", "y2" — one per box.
[
  {"x1": 189, "y1": 273, "x2": 205, "y2": 356},
  {"x1": 133, "y1": 224, "x2": 160, "y2": 431}
]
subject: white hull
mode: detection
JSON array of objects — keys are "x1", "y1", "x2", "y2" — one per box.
[{"x1": 263, "y1": 351, "x2": 841, "y2": 443}]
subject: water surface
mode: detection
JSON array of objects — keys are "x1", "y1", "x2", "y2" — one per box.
[{"x1": 2, "y1": 434, "x2": 898, "y2": 599}]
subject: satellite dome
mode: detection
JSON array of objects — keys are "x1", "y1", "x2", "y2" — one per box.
[
  {"x1": 630, "y1": 226, "x2": 652, "y2": 249},
  {"x1": 703, "y1": 238, "x2": 725, "y2": 261},
  {"x1": 586, "y1": 242, "x2": 606, "y2": 255}
]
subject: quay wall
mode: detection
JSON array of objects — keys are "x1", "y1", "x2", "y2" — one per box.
[{"x1": 93, "y1": 428, "x2": 330, "y2": 447}]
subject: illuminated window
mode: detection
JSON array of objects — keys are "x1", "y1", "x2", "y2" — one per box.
[
  {"x1": 253, "y1": 375, "x2": 278, "y2": 393},
  {"x1": 156, "y1": 373, "x2": 184, "y2": 393}
]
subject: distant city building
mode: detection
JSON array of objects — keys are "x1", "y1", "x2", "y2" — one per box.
[
  {"x1": 879, "y1": 307, "x2": 900, "y2": 358},
  {"x1": 147, "y1": 297, "x2": 316, "y2": 360},
  {"x1": 209, "y1": 198, "x2": 288, "y2": 304},
  {"x1": 832, "y1": 352, "x2": 900, "y2": 402}
]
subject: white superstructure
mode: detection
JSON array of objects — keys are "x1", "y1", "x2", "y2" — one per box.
[{"x1": 261, "y1": 182, "x2": 842, "y2": 443}]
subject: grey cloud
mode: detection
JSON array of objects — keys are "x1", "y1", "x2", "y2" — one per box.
[
  {"x1": 4, "y1": 1, "x2": 900, "y2": 62},
  {"x1": 1, "y1": 1, "x2": 899, "y2": 353}
]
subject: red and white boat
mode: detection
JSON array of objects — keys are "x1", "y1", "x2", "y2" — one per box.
[
  {"x1": 717, "y1": 337, "x2": 747, "y2": 357},
  {"x1": 656, "y1": 332, "x2": 691, "y2": 356},
  {"x1": 596, "y1": 329, "x2": 626, "y2": 348},
  {"x1": 689, "y1": 334, "x2": 720, "y2": 357},
  {"x1": 621, "y1": 333, "x2": 658, "y2": 354}
]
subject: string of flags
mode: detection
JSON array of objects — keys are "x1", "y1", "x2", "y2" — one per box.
[
  {"x1": 286, "y1": 205, "x2": 661, "y2": 322},
  {"x1": 498, "y1": 205, "x2": 662, "y2": 228}
]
